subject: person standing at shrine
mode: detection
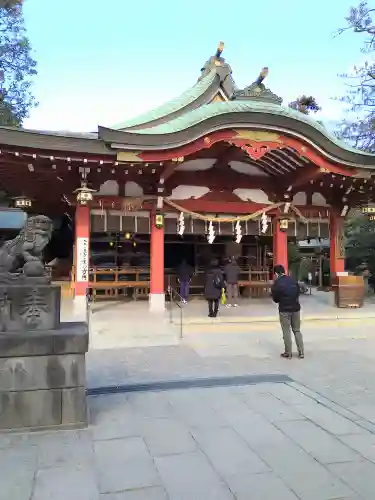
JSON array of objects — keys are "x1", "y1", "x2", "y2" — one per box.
[
  {"x1": 204, "y1": 259, "x2": 224, "y2": 317},
  {"x1": 224, "y1": 256, "x2": 241, "y2": 307},
  {"x1": 177, "y1": 259, "x2": 193, "y2": 304},
  {"x1": 271, "y1": 264, "x2": 304, "y2": 359}
]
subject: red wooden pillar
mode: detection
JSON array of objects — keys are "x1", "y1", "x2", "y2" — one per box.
[
  {"x1": 329, "y1": 212, "x2": 345, "y2": 277},
  {"x1": 149, "y1": 211, "x2": 165, "y2": 312},
  {"x1": 273, "y1": 218, "x2": 288, "y2": 274},
  {"x1": 74, "y1": 204, "x2": 90, "y2": 300}
]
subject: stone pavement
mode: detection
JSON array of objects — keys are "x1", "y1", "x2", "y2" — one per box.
[
  {"x1": 176, "y1": 290, "x2": 375, "y2": 324},
  {"x1": 4, "y1": 378, "x2": 375, "y2": 499},
  {"x1": 71, "y1": 292, "x2": 375, "y2": 340},
  {"x1": 3, "y1": 303, "x2": 375, "y2": 499}
]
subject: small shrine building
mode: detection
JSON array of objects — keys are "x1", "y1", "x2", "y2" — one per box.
[{"x1": 1, "y1": 43, "x2": 375, "y2": 312}]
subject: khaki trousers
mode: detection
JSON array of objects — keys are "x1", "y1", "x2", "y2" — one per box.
[
  {"x1": 279, "y1": 311, "x2": 304, "y2": 355},
  {"x1": 227, "y1": 283, "x2": 239, "y2": 305}
]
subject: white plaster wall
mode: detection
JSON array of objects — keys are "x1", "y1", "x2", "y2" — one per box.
[
  {"x1": 124, "y1": 181, "x2": 144, "y2": 197},
  {"x1": 233, "y1": 189, "x2": 271, "y2": 204},
  {"x1": 230, "y1": 161, "x2": 269, "y2": 177},
  {"x1": 312, "y1": 192, "x2": 328, "y2": 206},
  {"x1": 98, "y1": 180, "x2": 119, "y2": 196},
  {"x1": 292, "y1": 192, "x2": 307, "y2": 205},
  {"x1": 175, "y1": 159, "x2": 216, "y2": 171},
  {"x1": 168, "y1": 185, "x2": 210, "y2": 200}
]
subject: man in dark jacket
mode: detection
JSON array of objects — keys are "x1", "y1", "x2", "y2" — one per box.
[
  {"x1": 177, "y1": 260, "x2": 193, "y2": 304},
  {"x1": 224, "y1": 257, "x2": 241, "y2": 307},
  {"x1": 271, "y1": 264, "x2": 304, "y2": 359},
  {"x1": 204, "y1": 259, "x2": 224, "y2": 318}
]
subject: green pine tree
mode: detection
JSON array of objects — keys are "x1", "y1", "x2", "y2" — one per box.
[{"x1": 0, "y1": 0, "x2": 37, "y2": 126}]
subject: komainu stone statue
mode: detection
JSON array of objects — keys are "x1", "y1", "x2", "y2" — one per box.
[
  {"x1": 0, "y1": 214, "x2": 89, "y2": 431},
  {"x1": 0, "y1": 215, "x2": 53, "y2": 279},
  {"x1": 0, "y1": 215, "x2": 59, "y2": 332}
]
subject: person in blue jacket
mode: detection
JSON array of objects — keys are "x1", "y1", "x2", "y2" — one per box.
[{"x1": 271, "y1": 264, "x2": 304, "y2": 359}]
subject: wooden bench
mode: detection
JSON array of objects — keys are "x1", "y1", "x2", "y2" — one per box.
[
  {"x1": 239, "y1": 280, "x2": 272, "y2": 298},
  {"x1": 79, "y1": 266, "x2": 272, "y2": 301},
  {"x1": 166, "y1": 269, "x2": 272, "y2": 299},
  {"x1": 88, "y1": 267, "x2": 151, "y2": 301},
  {"x1": 88, "y1": 281, "x2": 150, "y2": 301}
]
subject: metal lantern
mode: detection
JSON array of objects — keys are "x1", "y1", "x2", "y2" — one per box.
[
  {"x1": 155, "y1": 213, "x2": 164, "y2": 229},
  {"x1": 361, "y1": 204, "x2": 375, "y2": 216},
  {"x1": 13, "y1": 196, "x2": 32, "y2": 209},
  {"x1": 74, "y1": 182, "x2": 96, "y2": 205},
  {"x1": 279, "y1": 218, "x2": 289, "y2": 232}
]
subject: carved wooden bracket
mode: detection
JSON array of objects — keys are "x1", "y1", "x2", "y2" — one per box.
[
  {"x1": 227, "y1": 139, "x2": 282, "y2": 161},
  {"x1": 241, "y1": 143, "x2": 280, "y2": 161}
]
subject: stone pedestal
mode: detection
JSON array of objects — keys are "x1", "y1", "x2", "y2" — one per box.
[
  {"x1": 0, "y1": 322, "x2": 89, "y2": 431},
  {"x1": 0, "y1": 284, "x2": 61, "y2": 332}
]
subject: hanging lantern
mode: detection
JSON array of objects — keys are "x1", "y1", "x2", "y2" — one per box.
[
  {"x1": 207, "y1": 220, "x2": 215, "y2": 244},
  {"x1": 177, "y1": 212, "x2": 185, "y2": 236},
  {"x1": 361, "y1": 204, "x2": 375, "y2": 218},
  {"x1": 235, "y1": 220, "x2": 242, "y2": 243},
  {"x1": 260, "y1": 212, "x2": 268, "y2": 234},
  {"x1": 279, "y1": 218, "x2": 289, "y2": 231},
  {"x1": 13, "y1": 196, "x2": 32, "y2": 209},
  {"x1": 155, "y1": 212, "x2": 164, "y2": 228},
  {"x1": 74, "y1": 181, "x2": 96, "y2": 205}
]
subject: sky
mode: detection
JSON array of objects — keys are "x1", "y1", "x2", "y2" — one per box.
[{"x1": 21, "y1": 0, "x2": 367, "y2": 132}]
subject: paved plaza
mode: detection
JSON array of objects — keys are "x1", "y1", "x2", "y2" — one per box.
[{"x1": 3, "y1": 296, "x2": 375, "y2": 499}]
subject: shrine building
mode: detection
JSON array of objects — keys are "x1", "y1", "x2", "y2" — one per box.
[{"x1": 1, "y1": 42, "x2": 375, "y2": 312}]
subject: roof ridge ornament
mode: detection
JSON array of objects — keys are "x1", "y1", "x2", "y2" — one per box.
[
  {"x1": 214, "y1": 41, "x2": 225, "y2": 64},
  {"x1": 232, "y1": 67, "x2": 283, "y2": 105},
  {"x1": 199, "y1": 41, "x2": 232, "y2": 82}
]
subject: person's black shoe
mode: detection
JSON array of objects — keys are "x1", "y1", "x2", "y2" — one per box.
[
  {"x1": 208, "y1": 313, "x2": 213, "y2": 317},
  {"x1": 298, "y1": 353, "x2": 305, "y2": 359},
  {"x1": 280, "y1": 352, "x2": 292, "y2": 359}
]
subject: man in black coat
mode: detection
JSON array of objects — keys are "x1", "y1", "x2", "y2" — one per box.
[
  {"x1": 271, "y1": 264, "x2": 304, "y2": 359},
  {"x1": 204, "y1": 259, "x2": 224, "y2": 318}
]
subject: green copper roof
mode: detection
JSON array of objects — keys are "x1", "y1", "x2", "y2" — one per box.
[
  {"x1": 132, "y1": 100, "x2": 375, "y2": 158},
  {"x1": 111, "y1": 71, "x2": 217, "y2": 130}
]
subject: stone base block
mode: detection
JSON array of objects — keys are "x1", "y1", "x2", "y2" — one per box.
[
  {"x1": 0, "y1": 284, "x2": 61, "y2": 332},
  {"x1": 0, "y1": 322, "x2": 88, "y2": 432},
  {"x1": 149, "y1": 293, "x2": 165, "y2": 312},
  {"x1": 72, "y1": 294, "x2": 88, "y2": 322}
]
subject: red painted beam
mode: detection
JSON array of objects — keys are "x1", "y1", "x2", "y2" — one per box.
[
  {"x1": 138, "y1": 131, "x2": 357, "y2": 179},
  {"x1": 0, "y1": 146, "x2": 116, "y2": 164},
  {"x1": 138, "y1": 130, "x2": 237, "y2": 161},
  {"x1": 167, "y1": 198, "x2": 332, "y2": 216},
  {"x1": 88, "y1": 194, "x2": 332, "y2": 218}
]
